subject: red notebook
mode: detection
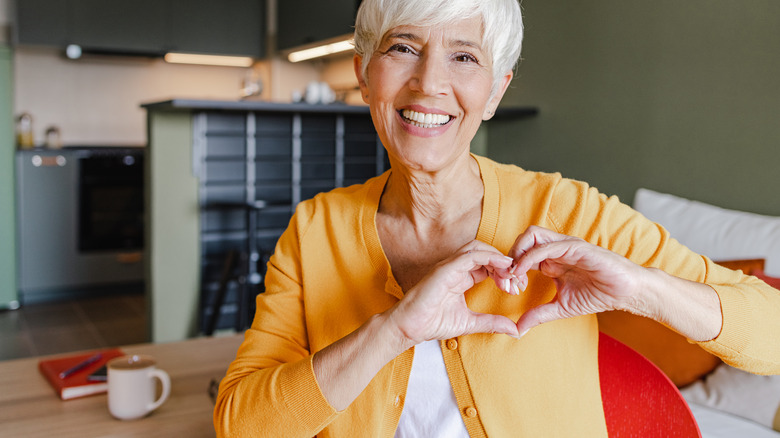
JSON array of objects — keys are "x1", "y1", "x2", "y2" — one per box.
[{"x1": 38, "y1": 348, "x2": 125, "y2": 400}]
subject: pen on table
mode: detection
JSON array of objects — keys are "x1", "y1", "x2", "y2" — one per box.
[{"x1": 59, "y1": 353, "x2": 103, "y2": 379}]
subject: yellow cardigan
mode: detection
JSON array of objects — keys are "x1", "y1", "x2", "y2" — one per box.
[{"x1": 215, "y1": 155, "x2": 780, "y2": 437}]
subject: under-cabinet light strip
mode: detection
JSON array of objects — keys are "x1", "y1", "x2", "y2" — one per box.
[
  {"x1": 287, "y1": 39, "x2": 354, "y2": 63},
  {"x1": 164, "y1": 52, "x2": 254, "y2": 67}
]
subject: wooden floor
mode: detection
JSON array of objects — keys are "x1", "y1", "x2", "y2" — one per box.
[{"x1": 0, "y1": 291, "x2": 147, "y2": 361}]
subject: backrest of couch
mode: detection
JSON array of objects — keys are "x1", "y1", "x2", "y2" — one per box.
[{"x1": 633, "y1": 188, "x2": 780, "y2": 276}]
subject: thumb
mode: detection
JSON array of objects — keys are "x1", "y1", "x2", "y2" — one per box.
[
  {"x1": 467, "y1": 312, "x2": 520, "y2": 338},
  {"x1": 515, "y1": 303, "x2": 567, "y2": 337}
]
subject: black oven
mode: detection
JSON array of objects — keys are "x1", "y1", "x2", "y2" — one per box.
[
  {"x1": 77, "y1": 147, "x2": 145, "y2": 252},
  {"x1": 16, "y1": 146, "x2": 145, "y2": 303}
]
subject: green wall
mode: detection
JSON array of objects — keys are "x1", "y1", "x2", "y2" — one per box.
[
  {"x1": 490, "y1": 0, "x2": 780, "y2": 216},
  {"x1": 0, "y1": 45, "x2": 18, "y2": 309}
]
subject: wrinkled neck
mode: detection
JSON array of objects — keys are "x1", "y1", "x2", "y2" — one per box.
[{"x1": 380, "y1": 155, "x2": 483, "y2": 230}]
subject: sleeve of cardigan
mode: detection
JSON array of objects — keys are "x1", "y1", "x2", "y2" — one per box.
[
  {"x1": 547, "y1": 179, "x2": 780, "y2": 375},
  {"x1": 214, "y1": 204, "x2": 339, "y2": 437}
]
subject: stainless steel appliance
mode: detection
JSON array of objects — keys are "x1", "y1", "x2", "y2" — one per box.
[{"x1": 15, "y1": 147, "x2": 145, "y2": 303}]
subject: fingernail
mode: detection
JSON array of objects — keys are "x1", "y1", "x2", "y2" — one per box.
[
  {"x1": 502, "y1": 278, "x2": 511, "y2": 292},
  {"x1": 503, "y1": 256, "x2": 513, "y2": 263},
  {"x1": 519, "y1": 329, "x2": 529, "y2": 338},
  {"x1": 512, "y1": 283, "x2": 520, "y2": 295}
]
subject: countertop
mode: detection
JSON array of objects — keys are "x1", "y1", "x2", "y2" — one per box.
[
  {"x1": 142, "y1": 99, "x2": 538, "y2": 118},
  {"x1": 142, "y1": 99, "x2": 373, "y2": 114}
]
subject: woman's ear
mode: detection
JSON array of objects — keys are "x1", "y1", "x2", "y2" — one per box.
[
  {"x1": 483, "y1": 71, "x2": 513, "y2": 120},
  {"x1": 354, "y1": 54, "x2": 369, "y2": 104}
]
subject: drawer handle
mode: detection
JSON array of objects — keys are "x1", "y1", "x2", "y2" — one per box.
[{"x1": 32, "y1": 155, "x2": 67, "y2": 167}]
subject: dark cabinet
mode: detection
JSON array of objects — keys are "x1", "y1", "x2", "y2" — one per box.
[
  {"x1": 277, "y1": 0, "x2": 359, "y2": 50},
  {"x1": 70, "y1": 0, "x2": 167, "y2": 54},
  {"x1": 14, "y1": 0, "x2": 266, "y2": 57},
  {"x1": 14, "y1": 0, "x2": 70, "y2": 46},
  {"x1": 167, "y1": 0, "x2": 264, "y2": 56}
]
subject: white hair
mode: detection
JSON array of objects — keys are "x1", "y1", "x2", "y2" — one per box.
[{"x1": 353, "y1": 0, "x2": 524, "y2": 92}]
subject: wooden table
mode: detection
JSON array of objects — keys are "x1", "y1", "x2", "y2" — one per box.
[{"x1": 0, "y1": 334, "x2": 243, "y2": 437}]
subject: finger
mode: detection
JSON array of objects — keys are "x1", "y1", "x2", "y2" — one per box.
[
  {"x1": 488, "y1": 272, "x2": 522, "y2": 295},
  {"x1": 511, "y1": 239, "x2": 583, "y2": 279},
  {"x1": 467, "y1": 312, "x2": 520, "y2": 338},
  {"x1": 515, "y1": 302, "x2": 569, "y2": 337},
  {"x1": 508, "y1": 227, "x2": 568, "y2": 280},
  {"x1": 508, "y1": 225, "x2": 561, "y2": 260},
  {"x1": 433, "y1": 249, "x2": 513, "y2": 293},
  {"x1": 471, "y1": 266, "x2": 490, "y2": 285},
  {"x1": 451, "y1": 248, "x2": 514, "y2": 275}
]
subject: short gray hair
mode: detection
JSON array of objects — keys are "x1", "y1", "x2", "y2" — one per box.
[{"x1": 353, "y1": 0, "x2": 524, "y2": 92}]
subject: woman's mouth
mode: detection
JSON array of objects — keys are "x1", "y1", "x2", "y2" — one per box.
[{"x1": 399, "y1": 109, "x2": 453, "y2": 129}]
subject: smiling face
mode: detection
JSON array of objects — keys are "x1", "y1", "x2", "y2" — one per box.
[{"x1": 356, "y1": 17, "x2": 512, "y2": 173}]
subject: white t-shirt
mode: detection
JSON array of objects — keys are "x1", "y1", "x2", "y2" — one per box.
[{"x1": 394, "y1": 340, "x2": 470, "y2": 437}]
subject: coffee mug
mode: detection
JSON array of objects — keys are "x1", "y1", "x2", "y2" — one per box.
[{"x1": 107, "y1": 354, "x2": 171, "y2": 420}]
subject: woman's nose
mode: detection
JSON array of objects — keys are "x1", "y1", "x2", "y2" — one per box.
[{"x1": 409, "y1": 53, "x2": 450, "y2": 96}]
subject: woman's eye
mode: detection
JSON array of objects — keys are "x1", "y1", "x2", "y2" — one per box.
[
  {"x1": 389, "y1": 44, "x2": 414, "y2": 54},
  {"x1": 454, "y1": 53, "x2": 478, "y2": 63}
]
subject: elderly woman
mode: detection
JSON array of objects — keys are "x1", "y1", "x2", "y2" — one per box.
[{"x1": 214, "y1": 0, "x2": 780, "y2": 436}]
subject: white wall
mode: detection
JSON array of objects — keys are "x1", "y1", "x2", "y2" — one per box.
[
  {"x1": 14, "y1": 47, "x2": 249, "y2": 145},
  {"x1": 13, "y1": 47, "x2": 324, "y2": 146}
]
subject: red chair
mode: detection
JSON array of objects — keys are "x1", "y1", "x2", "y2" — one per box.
[{"x1": 599, "y1": 332, "x2": 702, "y2": 437}]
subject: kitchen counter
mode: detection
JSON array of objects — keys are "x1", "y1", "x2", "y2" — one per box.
[
  {"x1": 143, "y1": 99, "x2": 372, "y2": 114},
  {"x1": 142, "y1": 98, "x2": 538, "y2": 118}
]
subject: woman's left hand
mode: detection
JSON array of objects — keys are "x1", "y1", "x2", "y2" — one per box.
[{"x1": 507, "y1": 226, "x2": 651, "y2": 336}]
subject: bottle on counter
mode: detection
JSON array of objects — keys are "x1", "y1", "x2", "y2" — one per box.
[
  {"x1": 45, "y1": 125, "x2": 62, "y2": 149},
  {"x1": 16, "y1": 112, "x2": 34, "y2": 149}
]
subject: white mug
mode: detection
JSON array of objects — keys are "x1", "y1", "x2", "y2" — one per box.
[{"x1": 107, "y1": 354, "x2": 171, "y2": 420}]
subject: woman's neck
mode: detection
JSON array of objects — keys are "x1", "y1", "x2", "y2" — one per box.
[{"x1": 379, "y1": 154, "x2": 483, "y2": 231}]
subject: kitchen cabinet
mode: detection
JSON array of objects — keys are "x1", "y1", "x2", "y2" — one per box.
[
  {"x1": 15, "y1": 0, "x2": 266, "y2": 57},
  {"x1": 277, "y1": 0, "x2": 358, "y2": 50},
  {"x1": 70, "y1": 0, "x2": 167, "y2": 54},
  {"x1": 14, "y1": 0, "x2": 70, "y2": 46},
  {"x1": 167, "y1": 0, "x2": 265, "y2": 56},
  {"x1": 143, "y1": 99, "x2": 385, "y2": 342},
  {"x1": 15, "y1": 149, "x2": 145, "y2": 304}
]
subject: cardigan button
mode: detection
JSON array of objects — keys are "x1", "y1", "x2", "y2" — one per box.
[
  {"x1": 394, "y1": 395, "x2": 402, "y2": 407},
  {"x1": 465, "y1": 406, "x2": 478, "y2": 418},
  {"x1": 446, "y1": 339, "x2": 458, "y2": 350}
]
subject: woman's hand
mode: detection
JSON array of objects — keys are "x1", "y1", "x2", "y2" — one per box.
[
  {"x1": 507, "y1": 226, "x2": 722, "y2": 341},
  {"x1": 508, "y1": 226, "x2": 651, "y2": 336},
  {"x1": 387, "y1": 240, "x2": 521, "y2": 348},
  {"x1": 313, "y1": 240, "x2": 521, "y2": 412}
]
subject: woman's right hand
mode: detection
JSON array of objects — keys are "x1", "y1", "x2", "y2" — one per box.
[
  {"x1": 386, "y1": 240, "x2": 521, "y2": 348},
  {"x1": 313, "y1": 240, "x2": 519, "y2": 412}
]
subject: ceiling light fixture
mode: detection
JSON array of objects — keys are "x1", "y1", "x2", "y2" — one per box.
[
  {"x1": 164, "y1": 53, "x2": 254, "y2": 67},
  {"x1": 287, "y1": 38, "x2": 354, "y2": 63}
]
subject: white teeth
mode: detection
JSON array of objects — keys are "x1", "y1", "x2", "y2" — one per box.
[{"x1": 401, "y1": 109, "x2": 451, "y2": 128}]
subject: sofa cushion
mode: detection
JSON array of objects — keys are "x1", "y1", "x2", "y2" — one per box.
[
  {"x1": 680, "y1": 363, "x2": 780, "y2": 432},
  {"x1": 633, "y1": 188, "x2": 780, "y2": 276}
]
